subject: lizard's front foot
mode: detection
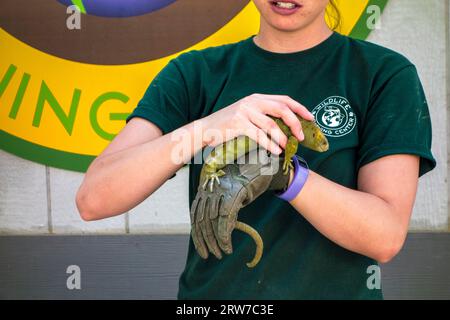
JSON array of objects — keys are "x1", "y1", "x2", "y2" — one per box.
[
  {"x1": 282, "y1": 158, "x2": 294, "y2": 175},
  {"x1": 202, "y1": 170, "x2": 226, "y2": 192}
]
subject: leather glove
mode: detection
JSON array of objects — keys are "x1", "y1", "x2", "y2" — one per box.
[{"x1": 190, "y1": 149, "x2": 291, "y2": 260}]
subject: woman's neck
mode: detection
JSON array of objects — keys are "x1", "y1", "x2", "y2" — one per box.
[{"x1": 254, "y1": 16, "x2": 333, "y2": 54}]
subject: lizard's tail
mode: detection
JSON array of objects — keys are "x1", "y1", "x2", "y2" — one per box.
[{"x1": 235, "y1": 221, "x2": 263, "y2": 268}]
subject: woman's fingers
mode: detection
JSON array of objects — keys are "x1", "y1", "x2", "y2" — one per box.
[
  {"x1": 201, "y1": 93, "x2": 313, "y2": 149},
  {"x1": 247, "y1": 111, "x2": 288, "y2": 148},
  {"x1": 243, "y1": 123, "x2": 282, "y2": 155},
  {"x1": 255, "y1": 98, "x2": 304, "y2": 141},
  {"x1": 262, "y1": 94, "x2": 314, "y2": 121}
]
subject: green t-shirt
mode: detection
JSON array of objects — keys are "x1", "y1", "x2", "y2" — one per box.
[{"x1": 127, "y1": 32, "x2": 436, "y2": 299}]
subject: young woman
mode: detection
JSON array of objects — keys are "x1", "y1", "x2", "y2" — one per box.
[{"x1": 76, "y1": 0, "x2": 435, "y2": 299}]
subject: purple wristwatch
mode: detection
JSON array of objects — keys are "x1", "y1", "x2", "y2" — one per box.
[{"x1": 276, "y1": 156, "x2": 309, "y2": 202}]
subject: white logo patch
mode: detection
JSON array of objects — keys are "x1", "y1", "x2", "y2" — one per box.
[{"x1": 312, "y1": 96, "x2": 356, "y2": 137}]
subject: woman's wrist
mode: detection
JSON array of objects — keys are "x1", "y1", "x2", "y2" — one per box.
[{"x1": 276, "y1": 156, "x2": 309, "y2": 202}]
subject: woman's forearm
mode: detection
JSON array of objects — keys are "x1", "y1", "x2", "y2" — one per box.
[
  {"x1": 76, "y1": 120, "x2": 205, "y2": 221},
  {"x1": 290, "y1": 170, "x2": 410, "y2": 263}
]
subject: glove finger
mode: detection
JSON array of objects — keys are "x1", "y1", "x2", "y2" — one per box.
[
  {"x1": 218, "y1": 214, "x2": 234, "y2": 254},
  {"x1": 200, "y1": 197, "x2": 222, "y2": 259},
  {"x1": 215, "y1": 196, "x2": 231, "y2": 254},
  {"x1": 217, "y1": 192, "x2": 246, "y2": 254},
  {"x1": 209, "y1": 196, "x2": 219, "y2": 220},
  {"x1": 195, "y1": 195, "x2": 206, "y2": 224},
  {"x1": 211, "y1": 216, "x2": 222, "y2": 253},
  {"x1": 192, "y1": 198, "x2": 208, "y2": 259},
  {"x1": 207, "y1": 195, "x2": 224, "y2": 256},
  {"x1": 217, "y1": 193, "x2": 232, "y2": 250},
  {"x1": 190, "y1": 195, "x2": 200, "y2": 222},
  {"x1": 211, "y1": 195, "x2": 222, "y2": 251},
  {"x1": 191, "y1": 223, "x2": 209, "y2": 259}
]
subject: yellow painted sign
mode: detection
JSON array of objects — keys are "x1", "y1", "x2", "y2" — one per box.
[{"x1": 0, "y1": 0, "x2": 388, "y2": 171}]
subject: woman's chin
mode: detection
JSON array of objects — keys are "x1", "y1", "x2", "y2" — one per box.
[{"x1": 269, "y1": 21, "x2": 306, "y2": 32}]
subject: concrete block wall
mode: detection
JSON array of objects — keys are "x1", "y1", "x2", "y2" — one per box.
[
  {"x1": 0, "y1": 0, "x2": 449, "y2": 234},
  {"x1": 367, "y1": 0, "x2": 449, "y2": 230}
]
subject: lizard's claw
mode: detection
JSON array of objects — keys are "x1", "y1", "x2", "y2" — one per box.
[
  {"x1": 202, "y1": 170, "x2": 226, "y2": 192},
  {"x1": 282, "y1": 158, "x2": 294, "y2": 175}
]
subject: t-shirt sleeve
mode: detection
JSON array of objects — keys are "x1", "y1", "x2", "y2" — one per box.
[
  {"x1": 356, "y1": 65, "x2": 436, "y2": 177},
  {"x1": 126, "y1": 59, "x2": 189, "y2": 134}
]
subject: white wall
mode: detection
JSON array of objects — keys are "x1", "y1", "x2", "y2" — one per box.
[{"x1": 0, "y1": 0, "x2": 448, "y2": 234}]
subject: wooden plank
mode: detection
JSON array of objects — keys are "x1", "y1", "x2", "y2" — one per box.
[
  {"x1": 368, "y1": 0, "x2": 448, "y2": 230},
  {"x1": 0, "y1": 235, "x2": 188, "y2": 299},
  {"x1": 0, "y1": 150, "x2": 48, "y2": 234},
  {"x1": 381, "y1": 233, "x2": 450, "y2": 299},
  {"x1": 0, "y1": 233, "x2": 449, "y2": 300}
]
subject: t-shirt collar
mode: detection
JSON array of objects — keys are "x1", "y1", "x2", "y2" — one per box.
[{"x1": 243, "y1": 31, "x2": 343, "y2": 66}]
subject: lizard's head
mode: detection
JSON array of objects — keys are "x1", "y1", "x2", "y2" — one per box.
[{"x1": 300, "y1": 120, "x2": 329, "y2": 152}]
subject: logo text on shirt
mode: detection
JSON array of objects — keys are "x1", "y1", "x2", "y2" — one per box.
[{"x1": 312, "y1": 96, "x2": 356, "y2": 137}]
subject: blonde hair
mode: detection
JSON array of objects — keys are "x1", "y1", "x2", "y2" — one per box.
[{"x1": 326, "y1": 0, "x2": 341, "y2": 31}]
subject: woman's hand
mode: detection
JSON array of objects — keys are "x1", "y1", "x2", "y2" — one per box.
[{"x1": 199, "y1": 94, "x2": 314, "y2": 155}]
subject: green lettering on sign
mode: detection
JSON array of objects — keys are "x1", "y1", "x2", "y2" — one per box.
[
  {"x1": 9, "y1": 72, "x2": 31, "y2": 119},
  {"x1": 0, "y1": 64, "x2": 17, "y2": 98},
  {"x1": 33, "y1": 81, "x2": 81, "y2": 136},
  {"x1": 90, "y1": 91, "x2": 130, "y2": 141}
]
